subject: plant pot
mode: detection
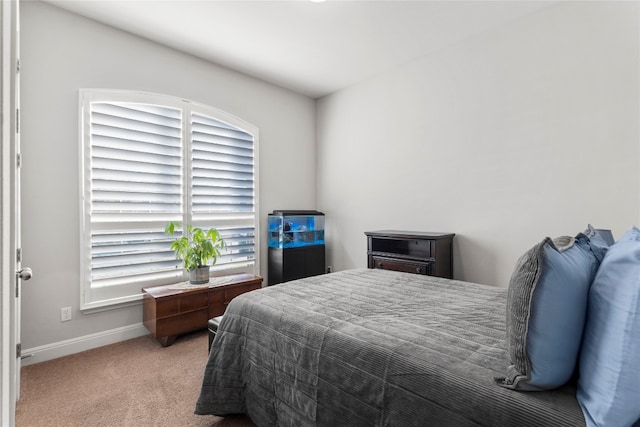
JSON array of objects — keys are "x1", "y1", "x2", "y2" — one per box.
[{"x1": 189, "y1": 266, "x2": 210, "y2": 285}]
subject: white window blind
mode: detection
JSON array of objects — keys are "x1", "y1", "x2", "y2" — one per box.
[
  {"x1": 190, "y1": 113, "x2": 256, "y2": 272},
  {"x1": 80, "y1": 90, "x2": 259, "y2": 310}
]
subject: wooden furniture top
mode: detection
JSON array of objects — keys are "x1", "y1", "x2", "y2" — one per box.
[
  {"x1": 365, "y1": 230, "x2": 455, "y2": 240},
  {"x1": 142, "y1": 273, "x2": 263, "y2": 298}
]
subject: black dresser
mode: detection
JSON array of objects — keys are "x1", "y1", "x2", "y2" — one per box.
[{"x1": 365, "y1": 230, "x2": 455, "y2": 279}]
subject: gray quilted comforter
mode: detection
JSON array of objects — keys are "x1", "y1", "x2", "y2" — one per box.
[{"x1": 195, "y1": 269, "x2": 585, "y2": 426}]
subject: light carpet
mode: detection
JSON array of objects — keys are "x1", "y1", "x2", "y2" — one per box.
[{"x1": 16, "y1": 330, "x2": 255, "y2": 427}]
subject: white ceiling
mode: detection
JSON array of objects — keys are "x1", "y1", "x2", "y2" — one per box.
[{"x1": 44, "y1": 0, "x2": 556, "y2": 98}]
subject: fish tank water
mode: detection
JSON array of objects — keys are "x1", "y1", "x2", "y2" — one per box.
[{"x1": 268, "y1": 210, "x2": 325, "y2": 249}]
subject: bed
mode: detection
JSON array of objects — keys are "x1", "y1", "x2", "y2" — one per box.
[{"x1": 195, "y1": 268, "x2": 585, "y2": 426}]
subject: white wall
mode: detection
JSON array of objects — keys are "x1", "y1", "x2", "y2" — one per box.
[
  {"x1": 20, "y1": 1, "x2": 316, "y2": 351},
  {"x1": 317, "y1": 2, "x2": 639, "y2": 287}
]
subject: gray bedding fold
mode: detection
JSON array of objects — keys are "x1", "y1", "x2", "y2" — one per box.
[{"x1": 195, "y1": 269, "x2": 585, "y2": 427}]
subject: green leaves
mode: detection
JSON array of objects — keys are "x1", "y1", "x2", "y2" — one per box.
[{"x1": 165, "y1": 221, "x2": 225, "y2": 271}]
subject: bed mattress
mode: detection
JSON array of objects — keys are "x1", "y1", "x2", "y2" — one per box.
[{"x1": 195, "y1": 268, "x2": 584, "y2": 426}]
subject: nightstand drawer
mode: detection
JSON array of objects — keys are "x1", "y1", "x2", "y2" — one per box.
[{"x1": 371, "y1": 256, "x2": 433, "y2": 275}]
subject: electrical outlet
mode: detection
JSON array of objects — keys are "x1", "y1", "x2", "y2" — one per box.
[
  {"x1": 61, "y1": 306, "x2": 72, "y2": 322},
  {"x1": 326, "y1": 266, "x2": 332, "y2": 273}
]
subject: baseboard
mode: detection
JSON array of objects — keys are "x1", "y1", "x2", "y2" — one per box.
[{"x1": 21, "y1": 323, "x2": 149, "y2": 366}]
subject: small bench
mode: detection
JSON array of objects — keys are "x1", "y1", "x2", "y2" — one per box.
[{"x1": 208, "y1": 316, "x2": 224, "y2": 351}]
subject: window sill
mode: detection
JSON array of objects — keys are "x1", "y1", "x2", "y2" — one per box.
[{"x1": 80, "y1": 293, "x2": 143, "y2": 314}]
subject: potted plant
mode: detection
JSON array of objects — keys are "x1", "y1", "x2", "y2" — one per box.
[{"x1": 165, "y1": 221, "x2": 225, "y2": 284}]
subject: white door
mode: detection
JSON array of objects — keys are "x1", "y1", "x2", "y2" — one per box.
[{"x1": 1, "y1": 1, "x2": 27, "y2": 425}]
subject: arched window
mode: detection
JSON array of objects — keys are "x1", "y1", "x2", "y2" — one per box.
[{"x1": 79, "y1": 90, "x2": 259, "y2": 309}]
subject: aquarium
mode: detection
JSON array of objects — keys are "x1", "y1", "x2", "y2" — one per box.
[{"x1": 268, "y1": 210, "x2": 325, "y2": 249}]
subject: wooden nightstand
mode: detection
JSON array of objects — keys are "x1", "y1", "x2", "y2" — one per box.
[
  {"x1": 142, "y1": 273, "x2": 263, "y2": 346},
  {"x1": 365, "y1": 230, "x2": 455, "y2": 279}
]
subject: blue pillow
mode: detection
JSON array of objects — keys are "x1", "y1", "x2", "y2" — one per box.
[
  {"x1": 583, "y1": 224, "x2": 612, "y2": 262},
  {"x1": 496, "y1": 234, "x2": 600, "y2": 390},
  {"x1": 577, "y1": 227, "x2": 640, "y2": 427}
]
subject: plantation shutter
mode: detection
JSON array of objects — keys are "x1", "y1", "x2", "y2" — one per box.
[
  {"x1": 190, "y1": 112, "x2": 256, "y2": 271},
  {"x1": 80, "y1": 90, "x2": 259, "y2": 310},
  {"x1": 88, "y1": 102, "x2": 184, "y2": 290}
]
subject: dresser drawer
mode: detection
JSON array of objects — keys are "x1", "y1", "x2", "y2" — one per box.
[
  {"x1": 224, "y1": 282, "x2": 261, "y2": 304},
  {"x1": 371, "y1": 256, "x2": 433, "y2": 275},
  {"x1": 156, "y1": 292, "x2": 208, "y2": 318},
  {"x1": 370, "y1": 237, "x2": 432, "y2": 259},
  {"x1": 208, "y1": 280, "x2": 262, "y2": 317},
  {"x1": 155, "y1": 308, "x2": 209, "y2": 337}
]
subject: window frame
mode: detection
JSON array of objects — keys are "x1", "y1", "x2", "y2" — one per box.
[{"x1": 78, "y1": 89, "x2": 260, "y2": 311}]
